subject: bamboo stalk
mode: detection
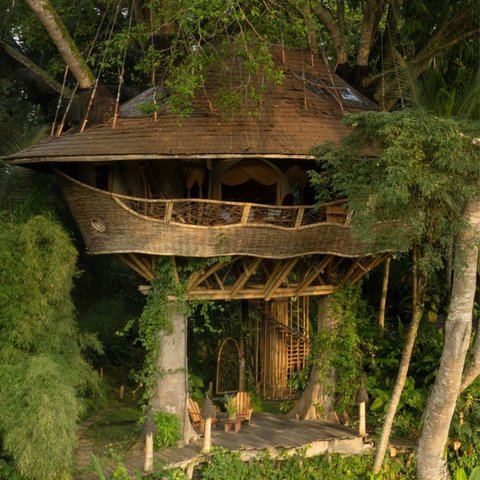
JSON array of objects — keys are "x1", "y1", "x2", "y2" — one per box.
[{"x1": 378, "y1": 256, "x2": 391, "y2": 333}]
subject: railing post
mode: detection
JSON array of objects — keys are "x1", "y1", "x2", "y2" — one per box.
[
  {"x1": 295, "y1": 208, "x2": 304, "y2": 228},
  {"x1": 241, "y1": 205, "x2": 251, "y2": 224},
  {"x1": 164, "y1": 200, "x2": 173, "y2": 223}
]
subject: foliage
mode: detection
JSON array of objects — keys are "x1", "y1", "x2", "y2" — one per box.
[
  {"x1": 313, "y1": 283, "x2": 372, "y2": 414},
  {"x1": 129, "y1": 256, "x2": 231, "y2": 405},
  {"x1": 152, "y1": 411, "x2": 181, "y2": 450},
  {"x1": 223, "y1": 395, "x2": 237, "y2": 418},
  {"x1": 200, "y1": 448, "x2": 417, "y2": 480},
  {"x1": 188, "y1": 372, "x2": 205, "y2": 403},
  {"x1": 448, "y1": 379, "x2": 480, "y2": 478},
  {"x1": 311, "y1": 109, "x2": 480, "y2": 270},
  {"x1": 365, "y1": 319, "x2": 444, "y2": 436},
  {"x1": 0, "y1": 214, "x2": 100, "y2": 480},
  {"x1": 86, "y1": 407, "x2": 141, "y2": 454},
  {"x1": 0, "y1": 458, "x2": 26, "y2": 480},
  {"x1": 123, "y1": 258, "x2": 186, "y2": 403},
  {"x1": 287, "y1": 366, "x2": 309, "y2": 392}
]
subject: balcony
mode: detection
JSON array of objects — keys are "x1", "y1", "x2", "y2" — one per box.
[{"x1": 56, "y1": 169, "x2": 368, "y2": 259}]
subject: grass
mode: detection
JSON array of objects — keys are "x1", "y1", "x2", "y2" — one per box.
[{"x1": 85, "y1": 405, "x2": 142, "y2": 456}]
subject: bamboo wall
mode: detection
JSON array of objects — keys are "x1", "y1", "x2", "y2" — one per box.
[{"x1": 249, "y1": 298, "x2": 310, "y2": 400}]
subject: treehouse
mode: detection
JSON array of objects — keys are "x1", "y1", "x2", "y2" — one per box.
[{"x1": 6, "y1": 47, "x2": 385, "y2": 400}]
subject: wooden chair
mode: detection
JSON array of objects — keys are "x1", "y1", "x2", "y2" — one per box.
[
  {"x1": 235, "y1": 391, "x2": 254, "y2": 425},
  {"x1": 188, "y1": 398, "x2": 217, "y2": 432}
]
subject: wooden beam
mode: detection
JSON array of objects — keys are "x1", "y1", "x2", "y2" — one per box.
[
  {"x1": 241, "y1": 205, "x2": 251, "y2": 224},
  {"x1": 230, "y1": 258, "x2": 263, "y2": 298},
  {"x1": 264, "y1": 258, "x2": 300, "y2": 301},
  {"x1": 295, "y1": 208, "x2": 304, "y2": 228},
  {"x1": 187, "y1": 260, "x2": 229, "y2": 290},
  {"x1": 187, "y1": 284, "x2": 336, "y2": 300},
  {"x1": 170, "y1": 256, "x2": 180, "y2": 284},
  {"x1": 349, "y1": 254, "x2": 388, "y2": 284},
  {"x1": 118, "y1": 254, "x2": 154, "y2": 281},
  {"x1": 343, "y1": 258, "x2": 362, "y2": 282},
  {"x1": 295, "y1": 256, "x2": 333, "y2": 294},
  {"x1": 127, "y1": 253, "x2": 155, "y2": 280},
  {"x1": 213, "y1": 271, "x2": 224, "y2": 289}
]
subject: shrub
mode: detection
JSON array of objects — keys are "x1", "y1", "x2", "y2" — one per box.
[{"x1": 153, "y1": 412, "x2": 181, "y2": 449}]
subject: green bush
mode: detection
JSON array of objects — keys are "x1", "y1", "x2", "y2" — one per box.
[
  {"x1": 153, "y1": 412, "x2": 181, "y2": 449},
  {"x1": 199, "y1": 449, "x2": 417, "y2": 480},
  {"x1": 0, "y1": 215, "x2": 100, "y2": 480}
]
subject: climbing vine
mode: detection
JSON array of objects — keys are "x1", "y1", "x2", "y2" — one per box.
[
  {"x1": 127, "y1": 256, "x2": 230, "y2": 404},
  {"x1": 313, "y1": 283, "x2": 372, "y2": 413}
]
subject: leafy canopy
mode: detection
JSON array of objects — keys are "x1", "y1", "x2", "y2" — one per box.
[{"x1": 310, "y1": 109, "x2": 480, "y2": 270}]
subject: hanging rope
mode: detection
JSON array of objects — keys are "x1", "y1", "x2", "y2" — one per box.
[
  {"x1": 301, "y1": 49, "x2": 308, "y2": 109},
  {"x1": 149, "y1": 3, "x2": 158, "y2": 122},
  {"x1": 81, "y1": 0, "x2": 122, "y2": 132},
  {"x1": 317, "y1": 32, "x2": 345, "y2": 114},
  {"x1": 112, "y1": 0, "x2": 135, "y2": 128},
  {"x1": 50, "y1": 65, "x2": 69, "y2": 136},
  {"x1": 56, "y1": 2, "x2": 113, "y2": 136}
]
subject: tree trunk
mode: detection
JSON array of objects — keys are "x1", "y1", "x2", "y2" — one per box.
[
  {"x1": 24, "y1": 0, "x2": 95, "y2": 89},
  {"x1": 373, "y1": 248, "x2": 427, "y2": 473},
  {"x1": 288, "y1": 296, "x2": 338, "y2": 421},
  {"x1": 153, "y1": 306, "x2": 197, "y2": 445},
  {"x1": 0, "y1": 40, "x2": 74, "y2": 97},
  {"x1": 417, "y1": 195, "x2": 480, "y2": 480}
]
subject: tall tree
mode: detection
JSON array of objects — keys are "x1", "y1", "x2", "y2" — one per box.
[
  {"x1": 312, "y1": 109, "x2": 480, "y2": 477},
  {"x1": 417, "y1": 191, "x2": 480, "y2": 479}
]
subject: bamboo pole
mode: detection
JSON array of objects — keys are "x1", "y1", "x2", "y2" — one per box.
[{"x1": 378, "y1": 256, "x2": 391, "y2": 334}]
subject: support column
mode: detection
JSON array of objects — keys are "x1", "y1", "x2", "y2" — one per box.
[{"x1": 153, "y1": 305, "x2": 197, "y2": 445}]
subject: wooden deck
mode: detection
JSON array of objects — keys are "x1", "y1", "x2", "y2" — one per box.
[{"x1": 76, "y1": 413, "x2": 368, "y2": 478}]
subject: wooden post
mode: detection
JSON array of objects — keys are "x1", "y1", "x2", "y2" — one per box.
[
  {"x1": 202, "y1": 396, "x2": 215, "y2": 453},
  {"x1": 378, "y1": 256, "x2": 391, "y2": 334},
  {"x1": 202, "y1": 417, "x2": 212, "y2": 453},
  {"x1": 144, "y1": 408, "x2": 155, "y2": 472},
  {"x1": 356, "y1": 382, "x2": 368, "y2": 438},
  {"x1": 359, "y1": 402, "x2": 366, "y2": 437},
  {"x1": 119, "y1": 385, "x2": 125, "y2": 400},
  {"x1": 144, "y1": 431, "x2": 153, "y2": 472}
]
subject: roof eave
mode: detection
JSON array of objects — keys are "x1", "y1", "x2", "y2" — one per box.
[{"x1": 4, "y1": 152, "x2": 318, "y2": 165}]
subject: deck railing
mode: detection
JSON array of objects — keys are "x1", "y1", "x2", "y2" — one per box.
[{"x1": 117, "y1": 196, "x2": 348, "y2": 229}]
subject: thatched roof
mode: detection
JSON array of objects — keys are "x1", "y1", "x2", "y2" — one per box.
[{"x1": 6, "y1": 47, "x2": 377, "y2": 166}]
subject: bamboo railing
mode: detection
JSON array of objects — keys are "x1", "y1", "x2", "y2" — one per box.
[{"x1": 118, "y1": 196, "x2": 349, "y2": 229}]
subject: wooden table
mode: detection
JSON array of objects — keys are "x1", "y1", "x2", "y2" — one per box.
[{"x1": 224, "y1": 417, "x2": 243, "y2": 433}]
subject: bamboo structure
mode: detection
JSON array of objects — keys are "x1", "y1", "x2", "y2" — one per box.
[
  {"x1": 4, "y1": 46, "x2": 388, "y2": 406},
  {"x1": 246, "y1": 298, "x2": 310, "y2": 399}
]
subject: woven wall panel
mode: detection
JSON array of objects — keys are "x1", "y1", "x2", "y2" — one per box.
[{"x1": 58, "y1": 172, "x2": 370, "y2": 259}]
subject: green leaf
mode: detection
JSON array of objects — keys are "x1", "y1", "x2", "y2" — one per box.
[
  {"x1": 90, "y1": 454, "x2": 106, "y2": 480},
  {"x1": 469, "y1": 466, "x2": 480, "y2": 480}
]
